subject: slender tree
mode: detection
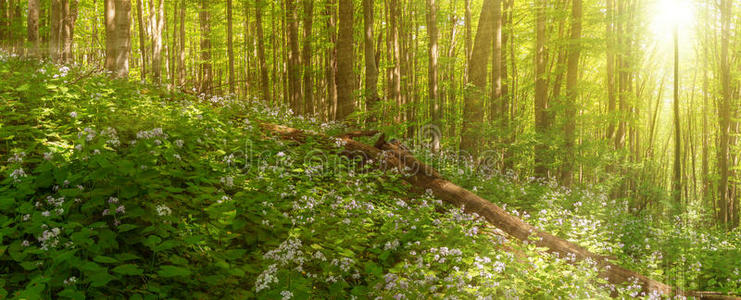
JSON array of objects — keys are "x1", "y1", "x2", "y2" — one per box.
[
  {"x1": 363, "y1": 0, "x2": 379, "y2": 122},
  {"x1": 27, "y1": 0, "x2": 40, "y2": 57},
  {"x1": 427, "y1": 0, "x2": 439, "y2": 128},
  {"x1": 335, "y1": 0, "x2": 354, "y2": 120},
  {"x1": 562, "y1": 0, "x2": 582, "y2": 186},
  {"x1": 198, "y1": 0, "x2": 212, "y2": 93},
  {"x1": 227, "y1": 0, "x2": 235, "y2": 94},
  {"x1": 718, "y1": 0, "x2": 732, "y2": 226},
  {"x1": 302, "y1": 0, "x2": 314, "y2": 114},
  {"x1": 255, "y1": 0, "x2": 270, "y2": 102},
  {"x1": 534, "y1": 0, "x2": 548, "y2": 177},
  {"x1": 461, "y1": 0, "x2": 496, "y2": 155}
]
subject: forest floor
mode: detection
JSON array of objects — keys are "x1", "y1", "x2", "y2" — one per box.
[{"x1": 1, "y1": 57, "x2": 740, "y2": 299}]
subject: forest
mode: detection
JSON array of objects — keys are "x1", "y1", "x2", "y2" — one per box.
[{"x1": 0, "y1": 0, "x2": 740, "y2": 298}]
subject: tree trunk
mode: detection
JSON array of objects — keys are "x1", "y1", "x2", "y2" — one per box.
[
  {"x1": 151, "y1": 0, "x2": 164, "y2": 83},
  {"x1": 177, "y1": 0, "x2": 185, "y2": 85},
  {"x1": 534, "y1": 0, "x2": 548, "y2": 177},
  {"x1": 255, "y1": 0, "x2": 270, "y2": 102},
  {"x1": 335, "y1": 0, "x2": 354, "y2": 120},
  {"x1": 488, "y1": 0, "x2": 502, "y2": 124},
  {"x1": 136, "y1": 0, "x2": 146, "y2": 81},
  {"x1": 198, "y1": 0, "x2": 212, "y2": 93},
  {"x1": 302, "y1": 0, "x2": 314, "y2": 115},
  {"x1": 718, "y1": 0, "x2": 731, "y2": 226},
  {"x1": 426, "y1": 0, "x2": 439, "y2": 128},
  {"x1": 27, "y1": 0, "x2": 40, "y2": 57},
  {"x1": 389, "y1": 0, "x2": 401, "y2": 121},
  {"x1": 672, "y1": 26, "x2": 682, "y2": 212},
  {"x1": 286, "y1": 0, "x2": 301, "y2": 114},
  {"x1": 461, "y1": 0, "x2": 496, "y2": 156},
  {"x1": 562, "y1": 0, "x2": 581, "y2": 186},
  {"x1": 60, "y1": 0, "x2": 78, "y2": 63},
  {"x1": 226, "y1": 0, "x2": 235, "y2": 94},
  {"x1": 363, "y1": 0, "x2": 379, "y2": 123},
  {"x1": 104, "y1": 0, "x2": 131, "y2": 79},
  {"x1": 49, "y1": 0, "x2": 62, "y2": 61},
  {"x1": 605, "y1": 0, "x2": 616, "y2": 142}
]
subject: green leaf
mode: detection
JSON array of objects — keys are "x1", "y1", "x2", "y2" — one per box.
[
  {"x1": 157, "y1": 265, "x2": 191, "y2": 277},
  {"x1": 89, "y1": 272, "x2": 115, "y2": 287},
  {"x1": 117, "y1": 224, "x2": 138, "y2": 233},
  {"x1": 112, "y1": 264, "x2": 143, "y2": 276},
  {"x1": 93, "y1": 255, "x2": 118, "y2": 264},
  {"x1": 15, "y1": 84, "x2": 30, "y2": 92}
]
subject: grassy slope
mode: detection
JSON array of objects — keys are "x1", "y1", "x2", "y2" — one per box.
[{"x1": 0, "y1": 57, "x2": 738, "y2": 299}]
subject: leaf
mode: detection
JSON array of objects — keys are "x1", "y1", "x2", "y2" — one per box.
[
  {"x1": 112, "y1": 264, "x2": 143, "y2": 276},
  {"x1": 157, "y1": 265, "x2": 191, "y2": 277},
  {"x1": 89, "y1": 272, "x2": 115, "y2": 287},
  {"x1": 15, "y1": 84, "x2": 30, "y2": 92},
  {"x1": 93, "y1": 256, "x2": 119, "y2": 264},
  {"x1": 117, "y1": 224, "x2": 138, "y2": 233}
]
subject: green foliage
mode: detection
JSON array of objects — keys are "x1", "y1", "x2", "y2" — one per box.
[{"x1": 0, "y1": 57, "x2": 738, "y2": 299}]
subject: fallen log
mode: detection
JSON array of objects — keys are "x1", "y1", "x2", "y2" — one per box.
[{"x1": 261, "y1": 123, "x2": 739, "y2": 299}]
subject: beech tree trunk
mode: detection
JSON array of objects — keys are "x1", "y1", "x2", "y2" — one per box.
[
  {"x1": 562, "y1": 0, "x2": 581, "y2": 186},
  {"x1": 363, "y1": 0, "x2": 379, "y2": 122},
  {"x1": 198, "y1": 0, "x2": 212, "y2": 93},
  {"x1": 49, "y1": 0, "x2": 61, "y2": 61},
  {"x1": 534, "y1": 0, "x2": 548, "y2": 177},
  {"x1": 426, "y1": 0, "x2": 439, "y2": 126},
  {"x1": 104, "y1": 0, "x2": 131, "y2": 79},
  {"x1": 302, "y1": 0, "x2": 314, "y2": 115},
  {"x1": 177, "y1": 0, "x2": 185, "y2": 85},
  {"x1": 488, "y1": 0, "x2": 502, "y2": 123},
  {"x1": 151, "y1": 0, "x2": 164, "y2": 83},
  {"x1": 335, "y1": 0, "x2": 354, "y2": 120},
  {"x1": 255, "y1": 0, "x2": 270, "y2": 102},
  {"x1": 227, "y1": 0, "x2": 235, "y2": 94},
  {"x1": 136, "y1": 0, "x2": 146, "y2": 80},
  {"x1": 718, "y1": 0, "x2": 731, "y2": 226},
  {"x1": 286, "y1": 0, "x2": 301, "y2": 114},
  {"x1": 60, "y1": 0, "x2": 77, "y2": 63},
  {"x1": 461, "y1": 0, "x2": 495, "y2": 155},
  {"x1": 27, "y1": 0, "x2": 40, "y2": 57}
]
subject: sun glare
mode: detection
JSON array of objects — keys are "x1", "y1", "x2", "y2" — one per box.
[{"x1": 650, "y1": 0, "x2": 696, "y2": 40}]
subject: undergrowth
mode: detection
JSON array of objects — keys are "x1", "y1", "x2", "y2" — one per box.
[{"x1": 0, "y1": 56, "x2": 738, "y2": 299}]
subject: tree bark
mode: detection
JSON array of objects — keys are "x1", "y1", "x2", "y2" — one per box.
[
  {"x1": 151, "y1": 0, "x2": 164, "y2": 83},
  {"x1": 363, "y1": 0, "x2": 379, "y2": 123},
  {"x1": 255, "y1": 0, "x2": 270, "y2": 102},
  {"x1": 27, "y1": 0, "x2": 40, "y2": 57},
  {"x1": 718, "y1": 0, "x2": 731, "y2": 226},
  {"x1": 672, "y1": 26, "x2": 682, "y2": 211},
  {"x1": 302, "y1": 0, "x2": 314, "y2": 115},
  {"x1": 562, "y1": 0, "x2": 581, "y2": 186},
  {"x1": 488, "y1": 0, "x2": 502, "y2": 124},
  {"x1": 335, "y1": 0, "x2": 354, "y2": 120},
  {"x1": 534, "y1": 0, "x2": 548, "y2": 178},
  {"x1": 198, "y1": 0, "x2": 212, "y2": 93},
  {"x1": 177, "y1": 0, "x2": 185, "y2": 85},
  {"x1": 136, "y1": 0, "x2": 146, "y2": 81},
  {"x1": 426, "y1": 0, "x2": 439, "y2": 128},
  {"x1": 286, "y1": 0, "x2": 301, "y2": 114},
  {"x1": 49, "y1": 0, "x2": 62, "y2": 61},
  {"x1": 60, "y1": 0, "x2": 78, "y2": 63},
  {"x1": 227, "y1": 0, "x2": 235, "y2": 94},
  {"x1": 104, "y1": 0, "x2": 131, "y2": 79},
  {"x1": 461, "y1": 0, "x2": 496, "y2": 156}
]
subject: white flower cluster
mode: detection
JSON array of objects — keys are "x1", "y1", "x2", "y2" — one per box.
[
  {"x1": 7, "y1": 152, "x2": 25, "y2": 163},
  {"x1": 156, "y1": 204, "x2": 172, "y2": 216},
  {"x1": 136, "y1": 127, "x2": 168, "y2": 140},
  {"x1": 53, "y1": 66, "x2": 70, "y2": 78},
  {"x1": 37, "y1": 227, "x2": 61, "y2": 250}
]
